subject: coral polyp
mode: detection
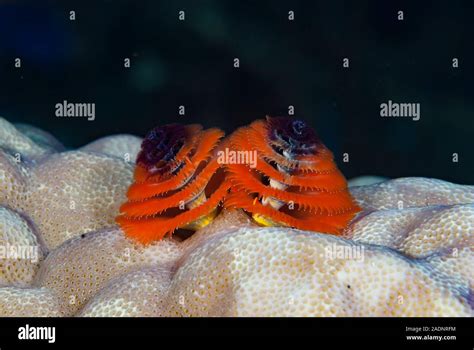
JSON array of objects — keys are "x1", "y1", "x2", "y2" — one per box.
[
  {"x1": 116, "y1": 123, "x2": 228, "y2": 243},
  {"x1": 224, "y1": 116, "x2": 361, "y2": 234}
]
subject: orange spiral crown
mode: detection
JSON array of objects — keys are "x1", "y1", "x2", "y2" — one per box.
[
  {"x1": 116, "y1": 123, "x2": 229, "y2": 243},
  {"x1": 223, "y1": 116, "x2": 361, "y2": 234}
]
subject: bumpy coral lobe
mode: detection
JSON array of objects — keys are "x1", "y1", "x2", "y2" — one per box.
[
  {"x1": 224, "y1": 116, "x2": 361, "y2": 234},
  {"x1": 116, "y1": 124, "x2": 228, "y2": 243}
]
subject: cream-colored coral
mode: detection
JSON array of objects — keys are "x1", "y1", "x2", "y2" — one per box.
[
  {"x1": 181, "y1": 209, "x2": 256, "y2": 252},
  {"x1": 24, "y1": 151, "x2": 134, "y2": 249},
  {"x1": 35, "y1": 228, "x2": 182, "y2": 315},
  {"x1": 78, "y1": 267, "x2": 172, "y2": 317},
  {"x1": 15, "y1": 123, "x2": 65, "y2": 153},
  {"x1": 0, "y1": 117, "x2": 51, "y2": 159},
  {"x1": 422, "y1": 246, "x2": 473, "y2": 289},
  {"x1": 0, "y1": 286, "x2": 66, "y2": 316},
  {"x1": 76, "y1": 210, "x2": 255, "y2": 317},
  {"x1": 80, "y1": 135, "x2": 142, "y2": 163},
  {"x1": 165, "y1": 228, "x2": 472, "y2": 317},
  {"x1": 0, "y1": 149, "x2": 29, "y2": 211},
  {"x1": 351, "y1": 177, "x2": 474, "y2": 210},
  {"x1": 347, "y1": 204, "x2": 474, "y2": 258},
  {"x1": 0, "y1": 206, "x2": 44, "y2": 286},
  {"x1": 1, "y1": 145, "x2": 133, "y2": 250}
]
